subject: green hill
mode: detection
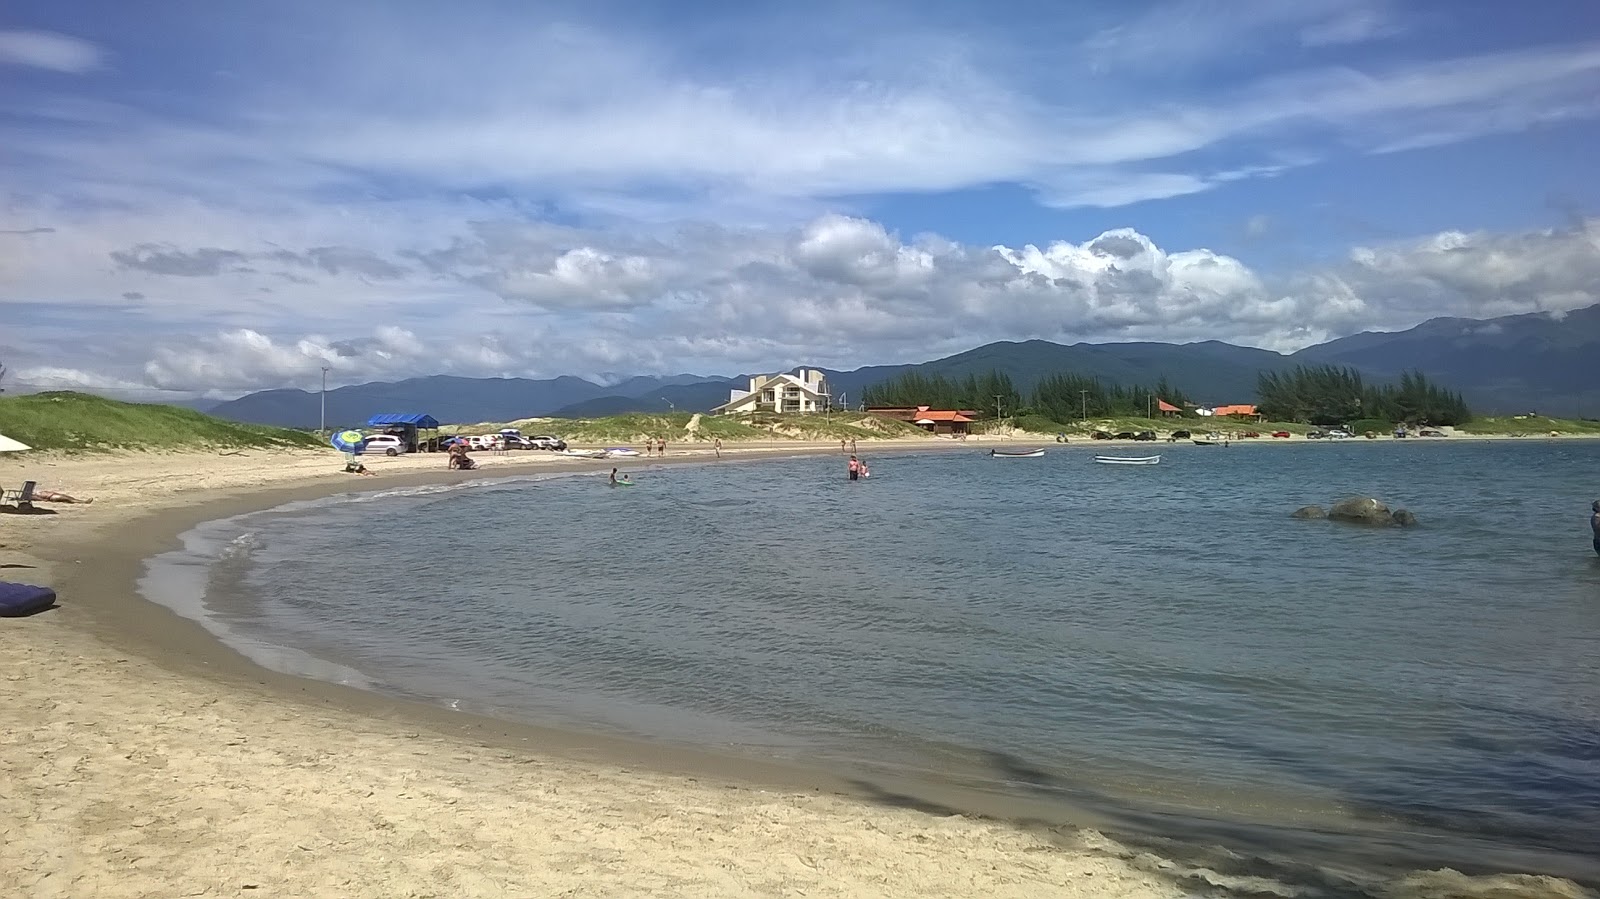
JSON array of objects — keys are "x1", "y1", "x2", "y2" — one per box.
[{"x1": 0, "y1": 391, "x2": 324, "y2": 452}]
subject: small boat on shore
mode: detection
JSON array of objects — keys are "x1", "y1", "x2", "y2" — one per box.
[
  {"x1": 990, "y1": 448, "x2": 1045, "y2": 458},
  {"x1": 1192, "y1": 439, "x2": 1217, "y2": 446},
  {"x1": 1093, "y1": 455, "x2": 1160, "y2": 465}
]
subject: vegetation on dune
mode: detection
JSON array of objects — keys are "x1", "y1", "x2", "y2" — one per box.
[
  {"x1": 863, "y1": 368, "x2": 1196, "y2": 420},
  {"x1": 1256, "y1": 367, "x2": 1471, "y2": 426},
  {"x1": 444, "y1": 411, "x2": 928, "y2": 443},
  {"x1": 861, "y1": 370, "x2": 1024, "y2": 415},
  {"x1": 1456, "y1": 415, "x2": 1600, "y2": 435},
  {"x1": 0, "y1": 391, "x2": 324, "y2": 452}
]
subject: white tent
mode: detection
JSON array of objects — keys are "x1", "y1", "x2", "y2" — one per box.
[{"x1": 0, "y1": 432, "x2": 30, "y2": 453}]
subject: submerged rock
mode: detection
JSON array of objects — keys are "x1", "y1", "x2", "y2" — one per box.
[
  {"x1": 1290, "y1": 505, "x2": 1327, "y2": 519},
  {"x1": 1328, "y1": 496, "x2": 1394, "y2": 526},
  {"x1": 1392, "y1": 509, "x2": 1418, "y2": 527}
]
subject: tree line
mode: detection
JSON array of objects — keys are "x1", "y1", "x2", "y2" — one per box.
[
  {"x1": 1255, "y1": 366, "x2": 1471, "y2": 425},
  {"x1": 861, "y1": 365, "x2": 1472, "y2": 425},
  {"x1": 860, "y1": 369, "x2": 1193, "y2": 419}
]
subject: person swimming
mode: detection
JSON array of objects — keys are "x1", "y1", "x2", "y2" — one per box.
[{"x1": 1591, "y1": 499, "x2": 1600, "y2": 556}]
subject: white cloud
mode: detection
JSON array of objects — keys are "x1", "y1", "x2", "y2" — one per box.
[
  {"x1": 0, "y1": 30, "x2": 102, "y2": 74},
  {"x1": 21, "y1": 215, "x2": 1583, "y2": 394}
]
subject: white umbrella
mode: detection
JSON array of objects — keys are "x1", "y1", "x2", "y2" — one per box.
[
  {"x1": 0, "y1": 432, "x2": 30, "y2": 453},
  {"x1": 914, "y1": 418, "x2": 935, "y2": 425}
]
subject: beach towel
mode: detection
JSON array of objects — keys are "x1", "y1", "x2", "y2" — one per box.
[{"x1": 0, "y1": 582, "x2": 56, "y2": 617}]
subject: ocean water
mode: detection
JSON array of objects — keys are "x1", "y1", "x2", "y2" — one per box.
[{"x1": 146, "y1": 441, "x2": 1600, "y2": 888}]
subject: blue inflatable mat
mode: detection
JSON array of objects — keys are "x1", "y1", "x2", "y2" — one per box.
[{"x1": 0, "y1": 582, "x2": 56, "y2": 617}]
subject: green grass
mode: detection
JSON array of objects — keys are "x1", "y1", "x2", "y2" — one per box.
[
  {"x1": 443, "y1": 411, "x2": 930, "y2": 443},
  {"x1": 986, "y1": 414, "x2": 1315, "y2": 437},
  {"x1": 1456, "y1": 415, "x2": 1600, "y2": 436},
  {"x1": 0, "y1": 391, "x2": 325, "y2": 453}
]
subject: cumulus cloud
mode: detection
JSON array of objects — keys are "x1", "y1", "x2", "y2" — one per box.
[
  {"x1": 91, "y1": 216, "x2": 1600, "y2": 392},
  {"x1": 0, "y1": 30, "x2": 101, "y2": 74}
]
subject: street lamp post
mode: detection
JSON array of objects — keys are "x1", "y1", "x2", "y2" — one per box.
[{"x1": 320, "y1": 367, "x2": 330, "y2": 434}]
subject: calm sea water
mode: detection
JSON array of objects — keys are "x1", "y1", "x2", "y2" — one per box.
[{"x1": 146, "y1": 441, "x2": 1600, "y2": 887}]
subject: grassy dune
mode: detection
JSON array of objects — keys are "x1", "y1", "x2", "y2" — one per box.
[
  {"x1": 1456, "y1": 415, "x2": 1600, "y2": 435},
  {"x1": 445, "y1": 411, "x2": 929, "y2": 443},
  {"x1": 0, "y1": 391, "x2": 323, "y2": 452}
]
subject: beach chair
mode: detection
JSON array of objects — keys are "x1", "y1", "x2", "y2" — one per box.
[{"x1": 2, "y1": 481, "x2": 36, "y2": 509}]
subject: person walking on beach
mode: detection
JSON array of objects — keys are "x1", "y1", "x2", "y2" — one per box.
[
  {"x1": 1591, "y1": 499, "x2": 1600, "y2": 556},
  {"x1": 840, "y1": 438, "x2": 847, "y2": 453},
  {"x1": 658, "y1": 437, "x2": 667, "y2": 456},
  {"x1": 847, "y1": 455, "x2": 860, "y2": 481},
  {"x1": 850, "y1": 438, "x2": 856, "y2": 453},
  {"x1": 643, "y1": 440, "x2": 653, "y2": 458},
  {"x1": 714, "y1": 437, "x2": 722, "y2": 458}
]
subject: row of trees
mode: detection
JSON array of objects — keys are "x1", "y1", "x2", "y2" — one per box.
[
  {"x1": 861, "y1": 365, "x2": 1473, "y2": 425},
  {"x1": 860, "y1": 369, "x2": 1193, "y2": 419},
  {"x1": 1255, "y1": 367, "x2": 1471, "y2": 425},
  {"x1": 859, "y1": 371, "x2": 1024, "y2": 416}
]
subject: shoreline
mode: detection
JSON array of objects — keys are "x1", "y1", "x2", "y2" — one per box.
[{"x1": 4, "y1": 442, "x2": 1594, "y2": 897}]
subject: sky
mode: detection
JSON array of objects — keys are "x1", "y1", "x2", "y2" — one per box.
[{"x1": 3, "y1": 0, "x2": 1600, "y2": 399}]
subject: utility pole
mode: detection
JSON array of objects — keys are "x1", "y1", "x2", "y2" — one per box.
[
  {"x1": 1079, "y1": 389, "x2": 1089, "y2": 422},
  {"x1": 993, "y1": 394, "x2": 1004, "y2": 436},
  {"x1": 320, "y1": 366, "x2": 330, "y2": 434},
  {"x1": 1147, "y1": 392, "x2": 1153, "y2": 419}
]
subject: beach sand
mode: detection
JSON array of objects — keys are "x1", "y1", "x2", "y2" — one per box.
[{"x1": 1, "y1": 446, "x2": 1590, "y2": 898}]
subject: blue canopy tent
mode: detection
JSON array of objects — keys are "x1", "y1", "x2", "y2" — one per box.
[{"x1": 366, "y1": 413, "x2": 441, "y2": 452}]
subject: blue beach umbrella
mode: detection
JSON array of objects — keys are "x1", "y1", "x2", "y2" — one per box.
[{"x1": 330, "y1": 429, "x2": 367, "y2": 453}]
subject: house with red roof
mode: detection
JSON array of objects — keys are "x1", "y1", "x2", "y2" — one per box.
[{"x1": 866, "y1": 405, "x2": 977, "y2": 435}]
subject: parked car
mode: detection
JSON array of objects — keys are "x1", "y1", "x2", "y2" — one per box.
[
  {"x1": 1271, "y1": 430, "x2": 1291, "y2": 438},
  {"x1": 1326, "y1": 429, "x2": 1353, "y2": 439},
  {"x1": 1306, "y1": 430, "x2": 1326, "y2": 439},
  {"x1": 528, "y1": 435, "x2": 568, "y2": 451},
  {"x1": 1132, "y1": 430, "x2": 1157, "y2": 441},
  {"x1": 498, "y1": 435, "x2": 537, "y2": 450},
  {"x1": 358, "y1": 434, "x2": 407, "y2": 456},
  {"x1": 1418, "y1": 428, "x2": 1447, "y2": 437},
  {"x1": 1169, "y1": 429, "x2": 1191, "y2": 440},
  {"x1": 1112, "y1": 431, "x2": 1137, "y2": 440},
  {"x1": 1090, "y1": 430, "x2": 1113, "y2": 440}
]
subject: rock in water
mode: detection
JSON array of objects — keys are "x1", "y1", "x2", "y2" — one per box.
[
  {"x1": 1392, "y1": 509, "x2": 1418, "y2": 527},
  {"x1": 1328, "y1": 496, "x2": 1394, "y2": 526},
  {"x1": 1290, "y1": 505, "x2": 1327, "y2": 519}
]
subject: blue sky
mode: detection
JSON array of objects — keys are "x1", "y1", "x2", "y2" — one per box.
[{"x1": 3, "y1": 0, "x2": 1599, "y2": 397}]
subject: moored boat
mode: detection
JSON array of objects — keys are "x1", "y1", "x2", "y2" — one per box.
[
  {"x1": 990, "y1": 448, "x2": 1045, "y2": 458},
  {"x1": 1093, "y1": 455, "x2": 1160, "y2": 465}
]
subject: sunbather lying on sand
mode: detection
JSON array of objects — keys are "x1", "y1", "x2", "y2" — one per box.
[{"x1": 33, "y1": 488, "x2": 92, "y2": 503}]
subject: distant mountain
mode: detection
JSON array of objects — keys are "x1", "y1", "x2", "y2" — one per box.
[
  {"x1": 1295, "y1": 304, "x2": 1600, "y2": 415},
  {"x1": 820, "y1": 339, "x2": 1295, "y2": 406},
  {"x1": 206, "y1": 304, "x2": 1600, "y2": 426},
  {"x1": 208, "y1": 375, "x2": 613, "y2": 428},
  {"x1": 550, "y1": 379, "x2": 742, "y2": 417}
]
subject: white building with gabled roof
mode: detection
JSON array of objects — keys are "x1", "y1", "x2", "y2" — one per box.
[{"x1": 712, "y1": 368, "x2": 830, "y2": 415}]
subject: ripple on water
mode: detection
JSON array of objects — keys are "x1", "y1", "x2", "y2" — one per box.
[{"x1": 165, "y1": 442, "x2": 1600, "y2": 883}]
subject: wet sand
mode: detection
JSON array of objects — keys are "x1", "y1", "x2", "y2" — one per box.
[{"x1": 1, "y1": 445, "x2": 1590, "y2": 898}]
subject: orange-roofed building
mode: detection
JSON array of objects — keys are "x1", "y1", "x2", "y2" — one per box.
[
  {"x1": 1156, "y1": 399, "x2": 1183, "y2": 417},
  {"x1": 1212, "y1": 404, "x2": 1261, "y2": 420},
  {"x1": 866, "y1": 405, "x2": 976, "y2": 435}
]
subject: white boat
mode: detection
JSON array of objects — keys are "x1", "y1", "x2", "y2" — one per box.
[
  {"x1": 559, "y1": 448, "x2": 608, "y2": 459},
  {"x1": 604, "y1": 447, "x2": 641, "y2": 457},
  {"x1": 990, "y1": 448, "x2": 1045, "y2": 458},
  {"x1": 1093, "y1": 455, "x2": 1161, "y2": 465}
]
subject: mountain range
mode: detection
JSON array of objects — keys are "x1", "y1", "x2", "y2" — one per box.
[{"x1": 206, "y1": 303, "x2": 1600, "y2": 427}]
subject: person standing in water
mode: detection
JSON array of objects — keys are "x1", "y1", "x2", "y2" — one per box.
[
  {"x1": 1591, "y1": 499, "x2": 1600, "y2": 556},
  {"x1": 847, "y1": 455, "x2": 860, "y2": 481},
  {"x1": 609, "y1": 467, "x2": 619, "y2": 485}
]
